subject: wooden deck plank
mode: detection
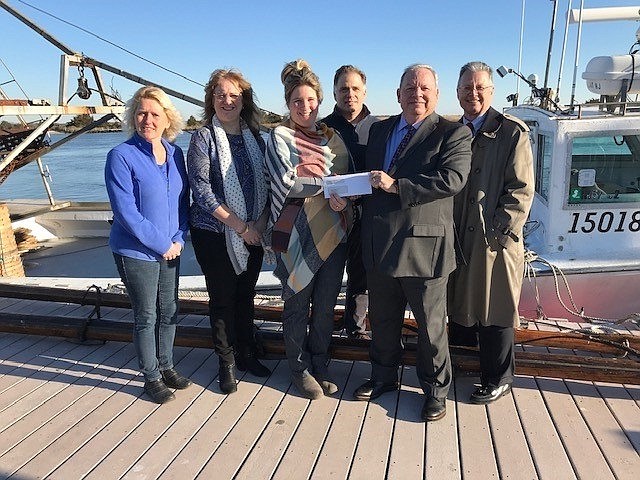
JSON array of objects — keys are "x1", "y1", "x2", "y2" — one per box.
[
  {"x1": 487, "y1": 380, "x2": 538, "y2": 479},
  {"x1": 563, "y1": 379, "x2": 640, "y2": 480},
  {"x1": 455, "y1": 376, "x2": 500, "y2": 479},
  {"x1": 47, "y1": 348, "x2": 190, "y2": 479},
  {"x1": 0, "y1": 342, "x2": 132, "y2": 476},
  {"x1": 78, "y1": 347, "x2": 211, "y2": 479},
  {"x1": 234, "y1": 368, "x2": 312, "y2": 480},
  {"x1": 348, "y1": 365, "x2": 398, "y2": 479},
  {"x1": 124, "y1": 358, "x2": 279, "y2": 480},
  {"x1": 425, "y1": 384, "x2": 461, "y2": 479},
  {"x1": 595, "y1": 383, "x2": 640, "y2": 452},
  {"x1": 311, "y1": 361, "x2": 370, "y2": 479},
  {"x1": 0, "y1": 341, "x2": 96, "y2": 413},
  {"x1": 387, "y1": 366, "x2": 425, "y2": 479},
  {"x1": 512, "y1": 375, "x2": 577, "y2": 479},
  {"x1": 536, "y1": 377, "x2": 616, "y2": 479},
  {"x1": 196, "y1": 360, "x2": 289, "y2": 479},
  {"x1": 272, "y1": 361, "x2": 352, "y2": 480},
  {"x1": 157, "y1": 362, "x2": 263, "y2": 479},
  {"x1": 11, "y1": 344, "x2": 140, "y2": 479}
]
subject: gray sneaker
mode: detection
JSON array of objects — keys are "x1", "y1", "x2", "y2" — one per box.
[{"x1": 292, "y1": 371, "x2": 324, "y2": 400}]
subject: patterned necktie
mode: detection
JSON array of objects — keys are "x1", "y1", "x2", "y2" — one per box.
[{"x1": 387, "y1": 125, "x2": 416, "y2": 171}]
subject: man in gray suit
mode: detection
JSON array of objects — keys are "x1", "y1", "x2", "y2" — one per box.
[{"x1": 353, "y1": 64, "x2": 472, "y2": 422}]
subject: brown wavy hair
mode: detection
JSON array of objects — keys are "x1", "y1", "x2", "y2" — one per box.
[
  {"x1": 280, "y1": 59, "x2": 323, "y2": 106},
  {"x1": 203, "y1": 69, "x2": 261, "y2": 136}
]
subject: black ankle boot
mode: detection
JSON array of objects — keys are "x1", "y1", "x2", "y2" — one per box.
[
  {"x1": 218, "y1": 362, "x2": 237, "y2": 394},
  {"x1": 236, "y1": 350, "x2": 271, "y2": 378}
]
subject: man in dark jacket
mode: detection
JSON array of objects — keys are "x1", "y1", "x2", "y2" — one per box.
[
  {"x1": 322, "y1": 65, "x2": 379, "y2": 340},
  {"x1": 353, "y1": 64, "x2": 471, "y2": 422}
]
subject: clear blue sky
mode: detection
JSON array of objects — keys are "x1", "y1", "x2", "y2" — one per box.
[{"x1": 2, "y1": 0, "x2": 640, "y2": 121}]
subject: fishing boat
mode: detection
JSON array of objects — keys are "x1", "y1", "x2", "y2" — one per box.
[{"x1": 500, "y1": 4, "x2": 640, "y2": 326}]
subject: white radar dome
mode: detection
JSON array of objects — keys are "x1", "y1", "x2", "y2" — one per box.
[{"x1": 582, "y1": 54, "x2": 640, "y2": 95}]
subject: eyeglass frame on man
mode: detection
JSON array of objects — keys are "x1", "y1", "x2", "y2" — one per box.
[{"x1": 457, "y1": 84, "x2": 494, "y2": 94}]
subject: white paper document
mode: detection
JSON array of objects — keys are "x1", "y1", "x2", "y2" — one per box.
[{"x1": 323, "y1": 172, "x2": 372, "y2": 198}]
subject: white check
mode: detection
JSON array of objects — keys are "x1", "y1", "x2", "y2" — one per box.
[{"x1": 323, "y1": 172, "x2": 372, "y2": 198}]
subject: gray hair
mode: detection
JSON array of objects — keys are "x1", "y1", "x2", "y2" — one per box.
[
  {"x1": 400, "y1": 64, "x2": 439, "y2": 88},
  {"x1": 458, "y1": 61, "x2": 493, "y2": 83}
]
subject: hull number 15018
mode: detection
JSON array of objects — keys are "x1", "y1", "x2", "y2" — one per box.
[{"x1": 568, "y1": 211, "x2": 640, "y2": 233}]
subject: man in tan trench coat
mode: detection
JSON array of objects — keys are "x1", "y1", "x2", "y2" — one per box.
[{"x1": 448, "y1": 61, "x2": 534, "y2": 404}]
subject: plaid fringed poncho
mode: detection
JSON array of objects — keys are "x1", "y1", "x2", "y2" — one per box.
[{"x1": 265, "y1": 122, "x2": 353, "y2": 300}]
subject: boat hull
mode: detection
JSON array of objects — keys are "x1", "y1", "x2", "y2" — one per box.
[{"x1": 519, "y1": 267, "x2": 640, "y2": 322}]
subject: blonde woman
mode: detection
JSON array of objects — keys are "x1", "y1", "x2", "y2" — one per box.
[{"x1": 105, "y1": 86, "x2": 191, "y2": 404}]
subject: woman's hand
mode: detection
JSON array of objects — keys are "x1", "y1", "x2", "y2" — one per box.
[
  {"x1": 329, "y1": 193, "x2": 348, "y2": 212},
  {"x1": 162, "y1": 242, "x2": 182, "y2": 260},
  {"x1": 240, "y1": 221, "x2": 262, "y2": 246}
]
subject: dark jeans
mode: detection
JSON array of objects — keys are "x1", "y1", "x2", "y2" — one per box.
[
  {"x1": 114, "y1": 253, "x2": 180, "y2": 382},
  {"x1": 281, "y1": 244, "x2": 347, "y2": 375},
  {"x1": 367, "y1": 272, "x2": 451, "y2": 399},
  {"x1": 342, "y1": 216, "x2": 368, "y2": 335},
  {"x1": 191, "y1": 227, "x2": 263, "y2": 364},
  {"x1": 448, "y1": 322, "x2": 515, "y2": 387}
]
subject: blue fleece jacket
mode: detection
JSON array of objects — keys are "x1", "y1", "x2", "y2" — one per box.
[{"x1": 105, "y1": 133, "x2": 190, "y2": 261}]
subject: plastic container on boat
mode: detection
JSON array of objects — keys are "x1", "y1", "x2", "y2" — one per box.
[{"x1": 582, "y1": 54, "x2": 640, "y2": 95}]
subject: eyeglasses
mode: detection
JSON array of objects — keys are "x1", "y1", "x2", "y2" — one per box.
[
  {"x1": 214, "y1": 92, "x2": 241, "y2": 102},
  {"x1": 457, "y1": 85, "x2": 494, "y2": 94}
]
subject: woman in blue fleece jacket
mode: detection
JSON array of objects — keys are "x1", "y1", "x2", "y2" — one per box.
[{"x1": 105, "y1": 86, "x2": 191, "y2": 404}]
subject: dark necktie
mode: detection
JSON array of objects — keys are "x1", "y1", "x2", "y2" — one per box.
[
  {"x1": 466, "y1": 121, "x2": 475, "y2": 136},
  {"x1": 387, "y1": 125, "x2": 416, "y2": 171}
]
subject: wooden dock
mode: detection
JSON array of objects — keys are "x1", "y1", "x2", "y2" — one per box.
[{"x1": 0, "y1": 295, "x2": 638, "y2": 479}]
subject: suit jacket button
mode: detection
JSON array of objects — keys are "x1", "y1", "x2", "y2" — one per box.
[
  {"x1": 468, "y1": 226, "x2": 475, "y2": 231},
  {"x1": 470, "y1": 198, "x2": 476, "y2": 204},
  {"x1": 474, "y1": 168, "x2": 481, "y2": 173}
]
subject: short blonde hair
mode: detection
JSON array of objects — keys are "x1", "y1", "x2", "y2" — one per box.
[
  {"x1": 281, "y1": 59, "x2": 323, "y2": 106},
  {"x1": 124, "y1": 86, "x2": 183, "y2": 142}
]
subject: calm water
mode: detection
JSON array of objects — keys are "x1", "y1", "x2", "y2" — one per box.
[{"x1": 0, "y1": 131, "x2": 193, "y2": 202}]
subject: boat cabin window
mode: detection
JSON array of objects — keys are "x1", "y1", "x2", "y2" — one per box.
[
  {"x1": 568, "y1": 135, "x2": 640, "y2": 204},
  {"x1": 535, "y1": 134, "x2": 552, "y2": 200}
]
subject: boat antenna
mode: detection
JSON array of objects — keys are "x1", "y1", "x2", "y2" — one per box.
[
  {"x1": 13, "y1": 0, "x2": 205, "y2": 88},
  {"x1": 569, "y1": 0, "x2": 585, "y2": 111},
  {"x1": 555, "y1": 0, "x2": 573, "y2": 103},
  {"x1": 543, "y1": 0, "x2": 559, "y2": 91},
  {"x1": 516, "y1": 0, "x2": 526, "y2": 101}
]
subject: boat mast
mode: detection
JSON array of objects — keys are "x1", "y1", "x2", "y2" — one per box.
[
  {"x1": 569, "y1": 0, "x2": 585, "y2": 110},
  {"x1": 555, "y1": 0, "x2": 573, "y2": 103},
  {"x1": 543, "y1": 0, "x2": 559, "y2": 93},
  {"x1": 0, "y1": 0, "x2": 204, "y2": 108}
]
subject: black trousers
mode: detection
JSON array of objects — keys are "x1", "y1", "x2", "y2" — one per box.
[
  {"x1": 448, "y1": 321, "x2": 515, "y2": 387},
  {"x1": 367, "y1": 271, "x2": 451, "y2": 399},
  {"x1": 191, "y1": 227, "x2": 263, "y2": 364},
  {"x1": 343, "y1": 215, "x2": 368, "y2": 335}
]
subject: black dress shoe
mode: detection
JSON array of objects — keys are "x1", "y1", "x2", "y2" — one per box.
[
  {"x1": 470, "y1": 383, "x2": 511, "y2": 404},
  {"x1": 235, "y1": 351, "x2": 271, "y2": 378},
  {"x1": 353, "y1": 379, "x2": 399, "y2": 401},
  {"x1": 144, "y1": 379, "x2": 175, "y2": 404},
  {"x1": 421, "y1": 396, "x2": 446, "y2": 422},
  {"x1": 219, "y1": 362, "x2": 237, "y2": 394},
  {"x1": 161, "y1": 368, "x2": 192, "y2": 389}
]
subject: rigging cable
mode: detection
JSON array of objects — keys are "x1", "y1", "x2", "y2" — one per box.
[{"x1": 15, "y1": 0, "x2": 205, "y2": 87}]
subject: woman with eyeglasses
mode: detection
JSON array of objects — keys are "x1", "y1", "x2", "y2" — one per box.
[
  {"x1": 264, "y1": 59, "x2": 353, "y2": 399},
  {"x1": 187, "y1": 69, "x2": 271, "y2": 394}
]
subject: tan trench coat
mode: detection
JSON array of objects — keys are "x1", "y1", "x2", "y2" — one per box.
[{"x1": 448, "y1": 107, "x2": 534, "y2": 328}]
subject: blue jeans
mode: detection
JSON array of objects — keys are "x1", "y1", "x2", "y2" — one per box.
[
  {"x1": 114, "y1": 253, "x2": 180, "y2": 382},
  {"x1": 281, "y1": 244, "x2": 347, "y2": 375}
]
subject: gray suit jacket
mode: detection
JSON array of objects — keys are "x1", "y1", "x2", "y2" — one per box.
[{"x1": 361, "y1": 112, "x2": 472, "y2": 279}]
